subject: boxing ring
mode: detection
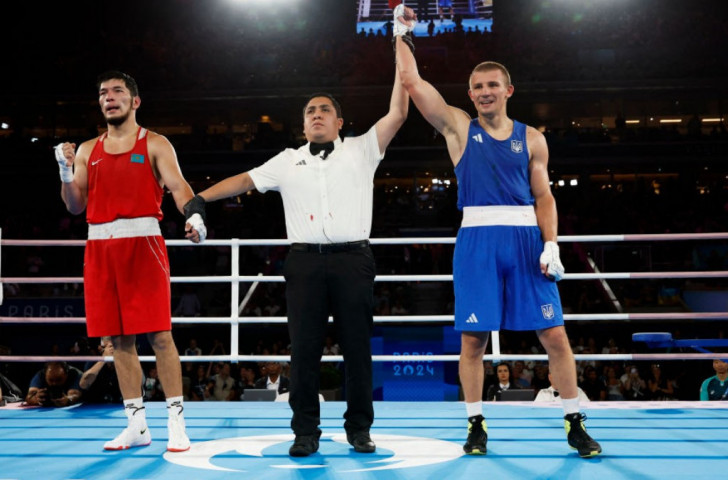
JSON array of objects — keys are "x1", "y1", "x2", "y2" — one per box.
[{"x1": 1, "y1": 231, "x2": 728, "y2": 479}]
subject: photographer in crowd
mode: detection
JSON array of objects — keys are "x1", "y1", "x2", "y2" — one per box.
[{"x1": 25, "y1": 362, "x2": 83, "y2": 407}]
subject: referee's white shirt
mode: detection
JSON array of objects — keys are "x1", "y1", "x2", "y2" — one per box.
[
  {"x1": 533, "y1": 386, "x2": 591, "y2": 403},
  {"x1": 248, "y1": 127, "x2": 383, "y2": 243}
]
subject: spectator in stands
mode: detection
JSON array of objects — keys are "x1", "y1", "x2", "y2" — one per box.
[
  {"x1": 623, "y1": 365, "x2": 648, "y2": 401},
  {"x1": 535, "y1": 369, "x2": 590, "y2": 403},
  {"x1": 190, "y1": 364, "x2": 212, "y2": 401},
  {"x1": 604, "y1": 365, "x2": 625, "y2": 401},
  {"x1": 531, "y1": 363, "x2": 551, "y2": 393},
  {"x1": 236, "y1": 363, "x2": 258, "y2": 400},
  {"x1": 699, "y1": 358, "x2": 728, "y2": 401},
  {"x1": 323, "y1": 336, "x2": 341, "y2": 355},
  {"x1": 143, "y1": 365, "x2": 165, "y2": 401},
  {"x1": 647, "y1": 363, "x2": 675, "y2": 400},
  {"x1": 208, "y1": 362, "x2": 236, "y2": 401},
  {"x1": 512, "y1": 360, "x2": 533, "y2": 388},
  {"x1": 174, "y1": 286, "x2": 202, "y2": 317},
  {"x1": 255, "y1": 362, "x2": 291, "y2": 396},
  {"x1": 485, "y1": 363, "x2": 521, "y2": 401},
  {"x1": 80, "y1": 338, "x2": 123, "y2": 404},
  {"x1": 579, "y1": 365, "x2": 607, "y2": 401},
  {"x1": 25, "y1": 362, "x2": 83, "y2": 407},
  {"x1": 184, "y1": 339, "x2": 203, "y2": 356}
]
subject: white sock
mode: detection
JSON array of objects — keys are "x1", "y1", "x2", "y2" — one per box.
[
  {"x1": 123, "y1": 397, "x2": 146, "y2": 424},
  {"x1": 561, "y1": 396, "x2": 580, "y2": 415},
  {"x1": 166, "y1": 395, "x2": 185, "y2": 419},
  {"x1": 465, "y1": 401, "x2": 483, "y2": 418}
]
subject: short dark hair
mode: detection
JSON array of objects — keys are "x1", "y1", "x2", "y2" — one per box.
[
  {"x1": 303, "y1": 92, "x2": 342, "y2": 119},
  {"x1": 96, "y1": 70, "x2": 139, "y2": 97}
]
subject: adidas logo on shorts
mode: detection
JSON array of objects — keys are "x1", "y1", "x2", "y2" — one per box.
[{"x1": 466, "y1": 313, "x2": 479, "y2": 324}]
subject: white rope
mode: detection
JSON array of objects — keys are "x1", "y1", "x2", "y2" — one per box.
[
  {"x1": 4, "y1": 232, "x2": 728, "y2": 248},
  {"x1": 2, "y1": 232, "x2": 727, "y2": 366},
  {"x1": 3, "y1": 270, "x2": 728, "y2": 284},
  {"x1": 2, "y1": 312, "x2": 728, "y2": 325},
  {"x1": 1, "y1": 352, "x2": 726, "y2": 363}
]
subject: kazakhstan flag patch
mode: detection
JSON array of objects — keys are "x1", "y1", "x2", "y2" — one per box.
[{"x1": 130, "y1": 154, "x2": 145, "y2": 164}]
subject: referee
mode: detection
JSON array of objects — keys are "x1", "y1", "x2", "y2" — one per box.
[{"x1": 189, "y1": 70, "x2": 408, "y2": 456}]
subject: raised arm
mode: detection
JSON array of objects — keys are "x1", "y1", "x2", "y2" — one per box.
[
  {"x1": 393, "y1": 7, "x2": 471, "y2": 165},
  {"x1": 374, "y1": 68, "x2": 409, "y2": 154}
]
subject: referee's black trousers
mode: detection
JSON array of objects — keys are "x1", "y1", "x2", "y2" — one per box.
[{"x1": 284, "y1": 244, "x2": 375, "y2": 436}]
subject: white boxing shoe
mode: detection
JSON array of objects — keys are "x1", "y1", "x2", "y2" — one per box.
[
  {"x1": 103, "y1": 424, "x2": 152, "y2": 450},
  {"x1": 167, "y1": 416, "x2": 190, "y2": 452}
]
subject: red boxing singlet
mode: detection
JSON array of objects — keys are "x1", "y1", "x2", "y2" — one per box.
[{"x1": 86, "y1": 127, "x2": 163, "y2": 224}]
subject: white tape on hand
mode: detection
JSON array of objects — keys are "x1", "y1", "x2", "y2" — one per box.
[
  {"x1": 540, "y1": 241, "x2": 565, "y2": 281},
  {"x1": 186, "y1": 213, "x2": 207, "y2": 244},
  {"x1": 393, "y1": 4, "x2": 415, "y2": 36},
  {"x1": 55, "y1": 143, "x2": 73, "y2": 183}
]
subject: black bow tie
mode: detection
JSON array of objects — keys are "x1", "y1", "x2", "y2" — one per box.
[
  {"x1": 310, "y1": 141, "x2": 334, "y2": 159},
  {"x1": 554, "y1": 390, "x2": 560, "y2": 397}
]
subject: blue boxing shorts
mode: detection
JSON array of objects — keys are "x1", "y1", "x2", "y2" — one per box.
[{"x1": 453, "y1": 206, "x2": 564, "y2": 332}]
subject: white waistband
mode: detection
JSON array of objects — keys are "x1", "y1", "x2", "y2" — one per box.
[
  {"x1": 88, "y1": 217, "x2": 161, "y2": 240},
  {"x1": 461, "y1": 206, "x2": 537, "y2": 227}
]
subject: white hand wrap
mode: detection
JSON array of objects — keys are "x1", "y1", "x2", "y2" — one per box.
[
  {"x1": 55, "y1": 143, "x2": 73, "y2": 183},
  {"x1": 540, "y1": 241, "x2": 565, "y2": 281},
  {"x1": 187, "y1": 213, "x2": 207, "y2": 244},
  {"x1": 393, "y1": 4, "x2": 415, "y2": 36}
]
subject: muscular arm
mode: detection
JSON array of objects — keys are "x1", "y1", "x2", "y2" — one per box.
[
  {"x1": 374, "y1": 69, "x2": 409, "y2": 154},
  {"x1": 196, "y1": 172, "x2": 257, "y2": 202},
  {"x1": 148, "y1": 133, "x2": 194, "y2": 215},
  {"x1": 394, "y1": 36, "x2": 471, "y2": 165},
  {"x1": 528, "y1": 127, "x2": 558, "y2": 243}
]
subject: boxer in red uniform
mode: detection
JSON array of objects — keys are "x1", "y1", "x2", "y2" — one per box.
[{"x1": 55, "y1": 70, "x2": 206, "y2": 453}]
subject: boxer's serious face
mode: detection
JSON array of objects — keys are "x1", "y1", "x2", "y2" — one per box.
[
  {"x1": 99, "y1": 79, "x2": 140, "y2": 126},
  {"x1": 303, "y1": 97, "x2": 343, "y2": 143}
]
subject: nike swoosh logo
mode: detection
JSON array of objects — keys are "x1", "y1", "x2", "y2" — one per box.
[
  {"x1": 91, "y1": 159, "x2": 104, "y2": 166},
  {"x1": 140, "y1": 428, "x2": 147, "y2": 434}
]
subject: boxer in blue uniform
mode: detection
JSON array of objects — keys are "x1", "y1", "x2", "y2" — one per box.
[{"x1": 392, "y1": 6, "x2": 601, "y2": 458}]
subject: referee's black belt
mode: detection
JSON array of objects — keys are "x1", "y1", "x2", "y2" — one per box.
[{"x1": 290, "y1": 240, "x2": 369, "y2": 253}]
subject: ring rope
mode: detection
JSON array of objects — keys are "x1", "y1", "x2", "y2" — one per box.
[
  {"x1": 2, "y1": 312, "x2": 728, "y2": 325},
  {"x1": 3, "y1": 232, "x2": 728, "y2": 248},
  {"x1": 3, "y1": 232, "x2": 726, "y2": 366},
  {"x1": 0, "y1": 353, "x2": 727, "y2": 363},
  {"x1": 3, "y1": 271, "x2": 728, "y2": 284}
]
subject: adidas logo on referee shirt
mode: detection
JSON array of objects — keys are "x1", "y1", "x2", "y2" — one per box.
[
  {"x1": 466, "y1": 313, "x2": 479, "y2": 324},
  {"x1": 295, "y1": 159, "x2": 307, "y2": 166}
]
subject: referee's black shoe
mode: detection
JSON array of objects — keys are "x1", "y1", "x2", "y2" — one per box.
[
  {"x1": 347, "y1": 431, "x2": 376, "y2": 453},
  {"x1": 463, "y1": 414, "x2": 488, "y2": 455},
  {"x1": 564, "y1": 413, "x2": 602, "y2": 458},
  {"x1": 289, "y1": 431, "x2": 321, "y2": 457}
]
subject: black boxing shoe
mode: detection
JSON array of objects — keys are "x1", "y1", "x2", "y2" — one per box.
[
  {"x1": 463, "y1": 414, "x2": 488, "y2": 455},
  {"x1": 564, "y1": 412, "x2": 602, "y2": 458}
]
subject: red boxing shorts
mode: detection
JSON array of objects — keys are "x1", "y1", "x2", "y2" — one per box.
[{"x1": 84, "y1": 218, "x2": 172, "y2": 337}]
